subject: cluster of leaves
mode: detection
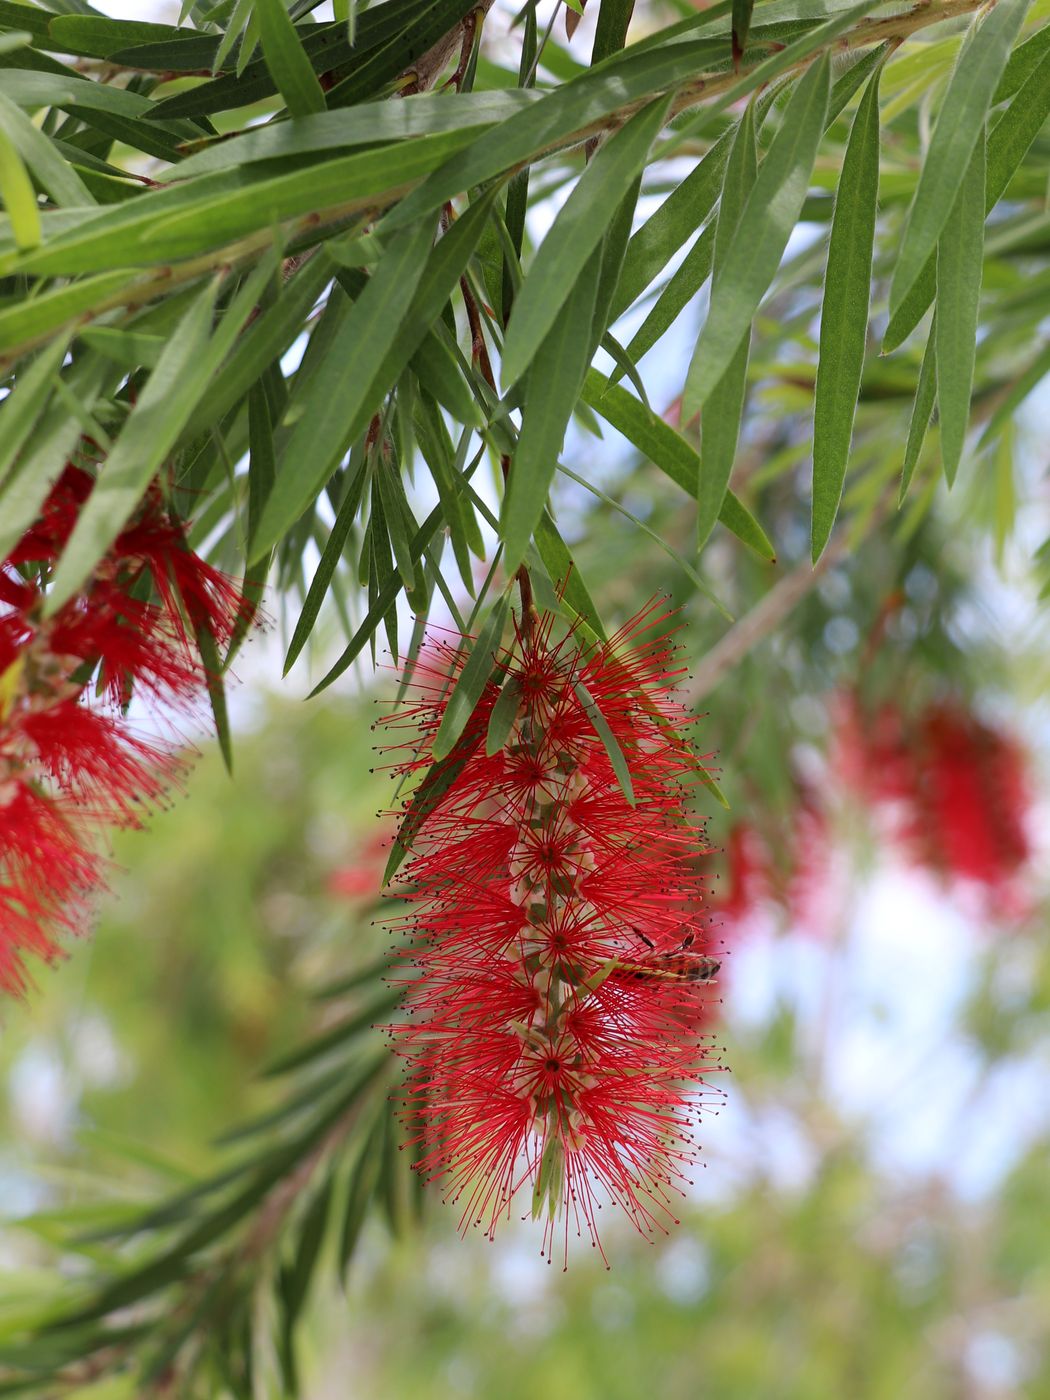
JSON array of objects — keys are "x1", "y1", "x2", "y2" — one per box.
[{"x1": 2, "y1": 0, "x2": 1050, "y2": 1390}]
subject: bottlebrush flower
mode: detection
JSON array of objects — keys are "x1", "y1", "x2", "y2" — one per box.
[
  {"x1": 0, "y1": 465, "x2": 253, "y2": 996},
  {"x1": 380, "y1": 601, "x2": 722, "y2": 1264},
  {"x1": 900, "y1": 703, "x2": 1032, "y2": 906}
]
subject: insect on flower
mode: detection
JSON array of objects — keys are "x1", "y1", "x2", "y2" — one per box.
[{"x1": 615, "y1": 928, "x2": 722, "y2": 984}]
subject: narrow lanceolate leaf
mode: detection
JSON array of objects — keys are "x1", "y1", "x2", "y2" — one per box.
[
  {"x1": 501, "y1": 94, "x2": 672, "y2": 389},
  {"x1": 698, "y1": 101, "x2": 756, "y2": 551},
  {"x1": 0, "y1": 335, "x2": 71, "y2": 489},
  {"x1": 501, "y1": 250, "x2": 601, "y2": 575},
  {"x1": 574, "y1": 682, "x2": 635, "y2": 806},
  {"x1": 618, "y1": 223, "x2": 715, "y2": 379},
  {"x1": 592, "y1": 0, "x2": 636, "y2": 63},
  {"x1": 613, "y1": 119, "x2": 735, "y2": 318},
  {"x1": 486, "y1": 675, "x2": 523, "y2": 756},
  {"x1": 44, "y1": 278, "x2": 221, "y2": 616},
  {"x1": 0, "y1": 89, "x2": 93, "y2": 208},
  {"x1": 883, "y1": 46, "x2": 1050, "y2": 353},
  {"x1": 0, "y1": 356, "x2": 110, "y2": 562},
  {"x1": 194, "y1": 623, "x2": 233, "y2": 775},
  {"x1": 888, "y1": 0, "x2": 1033, "y2": 318},
  {"x1": 682, "y1": 54, "x2": 830, "y2": 418},
  {"x1": 431, "y1": 596, "x2": 509, "y2": 762},
  {"x1": 532, "y1": 511, "x2": 607, "y2": 641},
  {"x1": 936, "y1": 135, "x2": 986, "y2": 487},
  {"x1": 899, "y1": 323, "x2": 938, "y2": 505},
  {"x1": 0, "y1": 124, "x2": 40, "y2": 250},
  {"x1": 811, "y1": 60, "x2": 883, "y2": 562},
  {"x1": 284, "y1": 453, "x2": 369, "y2": 674},
  {"x1": 253, "y1": 0, "x2": 326, "y2": 116},
  {"x1": 731, "y1": 0, "x2": 754, "y2": 66},
  {"x1": 582, "y1": 368, "x2": 775, "y2": 560},
  {"x1": 249, "y1": 219, "x2": 435, "y2": 564}
]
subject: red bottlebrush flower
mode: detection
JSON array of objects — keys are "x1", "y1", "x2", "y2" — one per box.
[
  {"x1": 830, "y1": 690, "x2": 1033, "y2": 914},
  {"x1": 902, "y1": 703, "x2": 1031, "y2": 902},
  {"x1": 0, "y1": 463, "x2": 255, "y2": 996},
  {"x1": 380, "y1": 602, "x2": 722, "y2": 1264},
  {"x1": 327, "y1": 828, "x2": 391, "y2": 901}
]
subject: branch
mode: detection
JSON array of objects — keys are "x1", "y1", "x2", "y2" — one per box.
[{"x1": 686, "y1": 536, "x2": 846, "y2": 703}]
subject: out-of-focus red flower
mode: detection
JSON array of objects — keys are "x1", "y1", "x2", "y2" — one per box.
[
  {"x1": 715, "y1": 692, "x2": 1034, "y2": 937},
  {"x1": 0, "y1": 465, "x2": 254, "y2": 996},
  {"x1": 327, "y1": 827, "x2": 391, "y2": 901},
  {"x1": 380, "y1": 602, "x2": 721, "y2": 1264},
  {"x1": 901, "y1": 703, "x2": 1031, "y2": 906}
]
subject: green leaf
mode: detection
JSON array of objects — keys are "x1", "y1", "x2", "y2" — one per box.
[
  {"x1": 680, "y1": 0, "x2": 880, "y2": 132},
  {"x1": 618, "y1": 223, "x2": 715, "y2": 380},
  {"x1": 698, "y1": 100, "x2": 756, "y2": 551},
  {"x1": 0, "y1": 270, "x2": 131, "y2": 357},
  {"x1": 77, "y1": 327, "x2": 165, "y2": 371},
  {"x1": 307, "y1": 504, "x2": 449, "y2": 696},
  {"x1": 247, "y1": 380, "x2": 276, "y2": 545},
  {"x1": 0, "y1": 355, "x2": 110, "y2": 561},
  {"x1": 380, "y1": 38, "x2": 726, "y2": 237},
  {"x1": 531, "y1": 1136, "x2": 564, "y2": 1220},
  {"x1": 935, "y1": 133, "x2": 986, "y2": 487},
  {"x1": 581, "y1": 368, "x2": 775, "y2": 560},
  {"x1": 194, "y1": 621, "x2": 233, "y2": 775},
  {"x1": 591, "y1": 172, "x2": 643, "y2": 357},
  {"x1": 613, "y1": 132, "x2": 728, "y2": 321},
  {"x1": 501, "y1": 93, "x2": 672, "y2": 389},
  {"x1": 431, "y1": 595, "x2": 509, "y2": 762},
  {"x1": 213, "y1": 0, "x2": 254, "y2": 72},
  {"x1": 0, "y1": 122, "x2": 39, "y2": 250},
  {"x1": 501, "y1": 247, "x2": 601, "y2": 574},
  {"x1": 574, "y1": 681, "x2": 635, "y2": 805},
  {"x1": 410, "y1": 326, "x2": 483, "y2": 428},
  {"x1": 339, "y1": 1123, "x2": 382, "y2": 1280},
  {"x1": 994, "y1": 18, "x2": 1050, "y2": 101},
  {"x1": 2, "y1": 130, "x2": 472, "y2": 278},
  {"x1": 43, "y1": 277, "x2": 222, "y2": 615},
  {"x1": 184, "y1": 250, "x2": 332, "y2": 443},
  {"x1": 249, "y1": 218, "x2": 435, "y2": 564},
  {"x1": 883, "y1": 44, "x2": 1050, "y2": 352},
  {"x1": 682, "y1": 54, "x2": 830, "y2": 417},
  {"x1": 898, "y1": 323, "x2": 938, "y2": 505},
  {"x1": 0, "y1": 88, "x2": 93, "y2": 208},
  {"x1": 168, "y1": 91, "x2": 540, "y2": 181},
  {"x1": 264, "y1": 187, "x2": 491, "y2": 569},
  {"x1": 486, "y1": 674, "x2": 523, "y2": 756},
  {"x1": 320, "y1": 0, "x2": 479, "y2": 109},
  {"x1": 811, "y1": 59, "x2": 882, "y2": 561},
  {"x1": 977, "y1": 339, "x2": 1050, "y2": 449},
  {"x1": 283, "y1": 453, "x2": 369, "y2": 675},
  {"x1": 556, "y1": 456, "x2": 731, "y2": 619},
  {"x1": 532, "y1": 510, "x2": 607, "y2": 641},
  {"x1": 0, "y1": 334, "x2": 72, "y2": 489},
  {"x1": 732, "y1": 0, "x2": 754, "y2": 65},
  {"x1": 888, "y1": 0, "x2": 1033, "y2": 318},
  {"x1": 254, "y1": 0, "x2": 326, "y2": 116},
  {"x1": 591, "y1": 0, "x2": 636, "y2": 63},
  {"x1": 44, "y1": 15, "x2": 194, "y2": 60}
]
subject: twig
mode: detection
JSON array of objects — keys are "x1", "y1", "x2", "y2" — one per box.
[{"x1": 687, "y1": 535, "x2": 847, "y2": 703}]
